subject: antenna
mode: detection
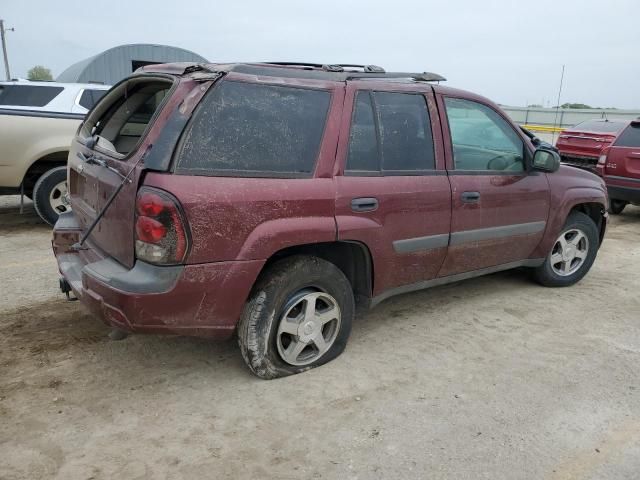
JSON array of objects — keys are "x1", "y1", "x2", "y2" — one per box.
[{"x1": 551, "y1": 65, "x2": 565, "y2": 144}]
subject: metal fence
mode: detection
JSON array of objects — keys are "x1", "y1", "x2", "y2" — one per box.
[{"x1": 501, "y1": 106, "x2": 640, "y2": 129}]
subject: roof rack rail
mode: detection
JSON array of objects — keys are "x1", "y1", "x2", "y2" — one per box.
[
  {"x1": 347, "y1": 71, "x2": 446, "y2": 82},
  {"x1": 333, "y1": 64, "x2": 385, "y2": 73},
  {"x1": 265, "y1": 61, "x2": 325, "y2": 69},
  {"x1": 264, "y1": 62, "x2": 385, "y2": 73}
]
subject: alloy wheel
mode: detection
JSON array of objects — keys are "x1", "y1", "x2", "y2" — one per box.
[
  {"x1": 49, "y1": 181, "x2": 71, "y2": 214},
  {"x1": 276, "y1": 289, "x2": 341, "y2": 366},
  {"x1": 550, "y1": 228, "x2": 589, "y2": 277}
]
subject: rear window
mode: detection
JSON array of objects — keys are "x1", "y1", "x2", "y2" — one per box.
[
  {"x1": 0, "y1": 85, "x2": 64, "y2": 107},
  {"x1": 614, "y1": 123, "x2": 640, "y2": 147},
  {"x1": 572, "y1": 120, "x2": 627, "y2": 133},
  {"x1": 346, "y1": 90, "x2": 435, "y2": 173},
  {"x1": 78, "y1": 89, "x2": 107, "y2": 110},
  {"x1": 176, "y1": 81, "x2": 331, "y2": 176}
]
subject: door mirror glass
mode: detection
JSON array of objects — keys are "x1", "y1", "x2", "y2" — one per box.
[{"x1": 532, "y1": 148, "x2": 561, "y2": 172}]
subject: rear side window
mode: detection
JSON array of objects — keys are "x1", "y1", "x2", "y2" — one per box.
[
  {"x1": 78, "y1": 89, "x2": 107, "y2": 110},
  {"x1": 614, "y1": 123, "x2": 640, "y2": 147},
  {"x1": 0, "y1": 85, "x2": 64, "y2": 107},
  {"x1": 346, "y1": 91, "x2": 435, "y2": 174},
  {"x1": 176, "y1": 81, "x2": 331, "y2": 176}
]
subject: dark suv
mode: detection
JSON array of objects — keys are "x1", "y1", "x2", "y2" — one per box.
[{"x1": 52, "y1": 62, "x2": 608, "y2": 378}]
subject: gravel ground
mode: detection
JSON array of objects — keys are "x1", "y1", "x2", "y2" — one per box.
[{"x1": 1, "y1": 195, "x2": 639, "y2": 480}]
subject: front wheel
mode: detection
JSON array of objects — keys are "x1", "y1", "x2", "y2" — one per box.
[
  {"x1": 32, "y1": 166, "x2": 70, "y2": 226},
  {"x1": 609, "y1": 199, "x2": 628, "y2": 215},
  {"x1": 533, "y1": 212, "x2": 599, "y2": 287},
  {"x1": 237, "y1": 255, "x2": 354, "y2": 379}
]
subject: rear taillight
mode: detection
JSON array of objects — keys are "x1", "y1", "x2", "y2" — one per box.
[
  {"x1": 135, "y1": 187, "x2": 190, "y2": 265},
  {"x1": 598, "y1": 147, "x2": 610, "y2": 166}
]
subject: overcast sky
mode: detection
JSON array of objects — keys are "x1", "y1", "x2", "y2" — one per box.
[{"x1": 3, "y1": 0, "x2": 639, "y2": 108}]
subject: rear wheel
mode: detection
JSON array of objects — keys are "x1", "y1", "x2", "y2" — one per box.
[
  {"x1": 237, "y1": 255, "x2": 354, "y2": 379},
  {"x1": 533, "y1": 212, "x2": 599, "y2": 287},
  {"x1": 609, "y1": 199, "x2": 628, "y2": 215},
  {"x1": 32, "y1": 166, "x2": 70, "y2": 226}
]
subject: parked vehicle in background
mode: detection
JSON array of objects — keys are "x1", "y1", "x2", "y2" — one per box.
[
  {"x1": 52, "y1": 62, "x2": 608, "y2": 379},
  {"x1": 596, "y1": 120, "x2": 640, "y2": 214},
  {"x1": 556, "y1": 119, "x2": 628, "y2": 172},
  {"x1": 0, "y1": 80, "x2": 111, "y2": 224}
]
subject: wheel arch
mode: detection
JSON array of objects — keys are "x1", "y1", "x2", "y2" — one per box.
[
  {"x1": 569, "y1": 201, "x2": 607, "y2": 247},
  {"x1": 261, "y1": 241, "x2": 374, "y2": 310},
  {"x1": 22, "y1": 151, "x2": 69, "y2": 194}
]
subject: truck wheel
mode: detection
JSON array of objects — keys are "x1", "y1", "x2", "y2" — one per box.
[
  {"x1": 33, "y1": 166, "x2": 70, "y2": 226},
  {"x1": 609, "y1": 199, "x2": 627, "y2": 215},
  {"x1": 238, "y1": 255, "x2": 354, "y2": 379},
  {"x1": 533, "y1": 212, "x2": 599, "y2": 287}
]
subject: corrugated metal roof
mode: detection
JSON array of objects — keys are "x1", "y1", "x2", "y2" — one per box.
[{"x1": 57, "y1": 44, "x2": 208, "y2": 84}]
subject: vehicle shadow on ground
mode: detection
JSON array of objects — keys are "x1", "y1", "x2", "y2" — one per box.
[{"x1": 1, "y1": 266, "x2": 538, "y2": 386}]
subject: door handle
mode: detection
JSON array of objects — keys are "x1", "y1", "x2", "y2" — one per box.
[
  {"x1": 351, "y1": 197, "x2": 379, "y2": 212},
  {"x1": 461, "y1": 191, "x2": 480, "y2": 203}
]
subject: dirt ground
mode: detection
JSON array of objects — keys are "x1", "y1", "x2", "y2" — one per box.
[{"x1": 1, "y1": 195, "x2": 639, "y2": 480}]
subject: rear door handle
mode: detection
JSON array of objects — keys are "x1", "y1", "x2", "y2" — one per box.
[
  {"x1": 351, "y1": 197, "x2": 379, "y2": 212},
  {"x1": 461, "y1": 191, "x2": 480, "y2": 203}
]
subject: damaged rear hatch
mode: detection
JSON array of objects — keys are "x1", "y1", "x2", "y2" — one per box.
[{"x1": 66, "y1": 68, "x2": 213, "y2": 268}]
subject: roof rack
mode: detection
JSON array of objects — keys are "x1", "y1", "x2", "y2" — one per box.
[
  {"x1": 347, "y1": 71, "x2": 446, "y2": 82},
  {"x1": 265, "y1": 62, "x2": 385, "y2": 73}
]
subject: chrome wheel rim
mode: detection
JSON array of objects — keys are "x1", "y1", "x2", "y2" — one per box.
[
  {"x1": 276, "y1": 289, "x2": 341, "y2": 367},
  {"x1": 49, "y1": 181, "x2": 71, "y2": 214},
  {"x1": 550, "y1": 228, "x2": 589, "y2": 277}
]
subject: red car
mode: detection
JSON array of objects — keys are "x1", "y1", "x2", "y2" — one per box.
[
  {"x1": 557, "y1": 119, "x2": 628, "y2": 171},
  {"x1": 52, "y1": 62, "x2": 608, "y2": 378},
  {"x1": 596, "y1": 120, "x2": 640, "y2": 214}
]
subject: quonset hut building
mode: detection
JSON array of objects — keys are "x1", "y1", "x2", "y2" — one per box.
[{"x1": 57, "y1": 43, "x2": 208, "y2": 85}]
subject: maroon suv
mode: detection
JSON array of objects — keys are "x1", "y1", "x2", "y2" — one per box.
[
  {"x1": 596, "y1": 120, "x2": 640, "y2": 214},
  {"x1": 52, "y1": 62, "x2": 608, "y2": 378},
  {"x1": 556, "y1": 119, "x2": 628, "y2": 172}
]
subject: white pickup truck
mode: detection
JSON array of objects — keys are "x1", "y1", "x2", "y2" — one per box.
[{"x1": 0, "y1": 80, "x2": 110, "y2": 224}]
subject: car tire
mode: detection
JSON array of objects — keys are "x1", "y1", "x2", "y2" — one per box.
[
  {"x1": 609, "y1": 199, "x2": 627, "y2": 215},
  {"x1": 237, "y1": 255, "x2": 354, "y2": 379},
  {"x1": 533, "y1": 211, "x2": 599, "y2": 287},
  {"x1": 33, "y1": 166, "x2": 70, "y2": 226}
]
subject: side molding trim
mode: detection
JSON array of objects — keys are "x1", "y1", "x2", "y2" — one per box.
[
  {"x1": 393, "y1": 233, "x2": 449, "y2": 254},
  {"x1": 449, "y1": 221, "x2": 546, "y2": 246},
  {"x1": 392, "y1": 221, "x2": 546, "y2": 254}
]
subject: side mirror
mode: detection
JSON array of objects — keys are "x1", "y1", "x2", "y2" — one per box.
[{"x1": 532, "y1": 148, "x2": 561, "y2": 173}]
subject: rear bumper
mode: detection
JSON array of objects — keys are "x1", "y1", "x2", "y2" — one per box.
[{"x1": 52, "y1": 212, "x2": 264, "y2": 339}]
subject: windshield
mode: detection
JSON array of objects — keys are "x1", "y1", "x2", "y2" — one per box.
[{"x1": 572, "y1": 120, "x2": 627, "y2": 133}]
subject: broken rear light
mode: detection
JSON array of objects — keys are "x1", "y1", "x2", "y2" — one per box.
[
  {"x1": 598, "y1": 147, "x2": 610, "y2": 165},
  {"x1": 135, "y1": 187, "x2": 190, "y2": 265}
]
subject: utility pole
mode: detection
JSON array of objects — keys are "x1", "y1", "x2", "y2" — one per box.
[{"x1": 1, "y1": 19, "x2": 14, "y2": 80}]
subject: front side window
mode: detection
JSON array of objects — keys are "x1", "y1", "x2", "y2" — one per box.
[
  {"x1": 346, "y1": 91, "x2": 435, "y2": 173},
  {"x1": 0, "y1": 85, "x2": 63, "y2": 107},
  {"x1": 445, "y1": 97, "x2": 524, "y2": 172},
  {"x1": 176, "y1": 81, "x2": 331, "y2": 176}
]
